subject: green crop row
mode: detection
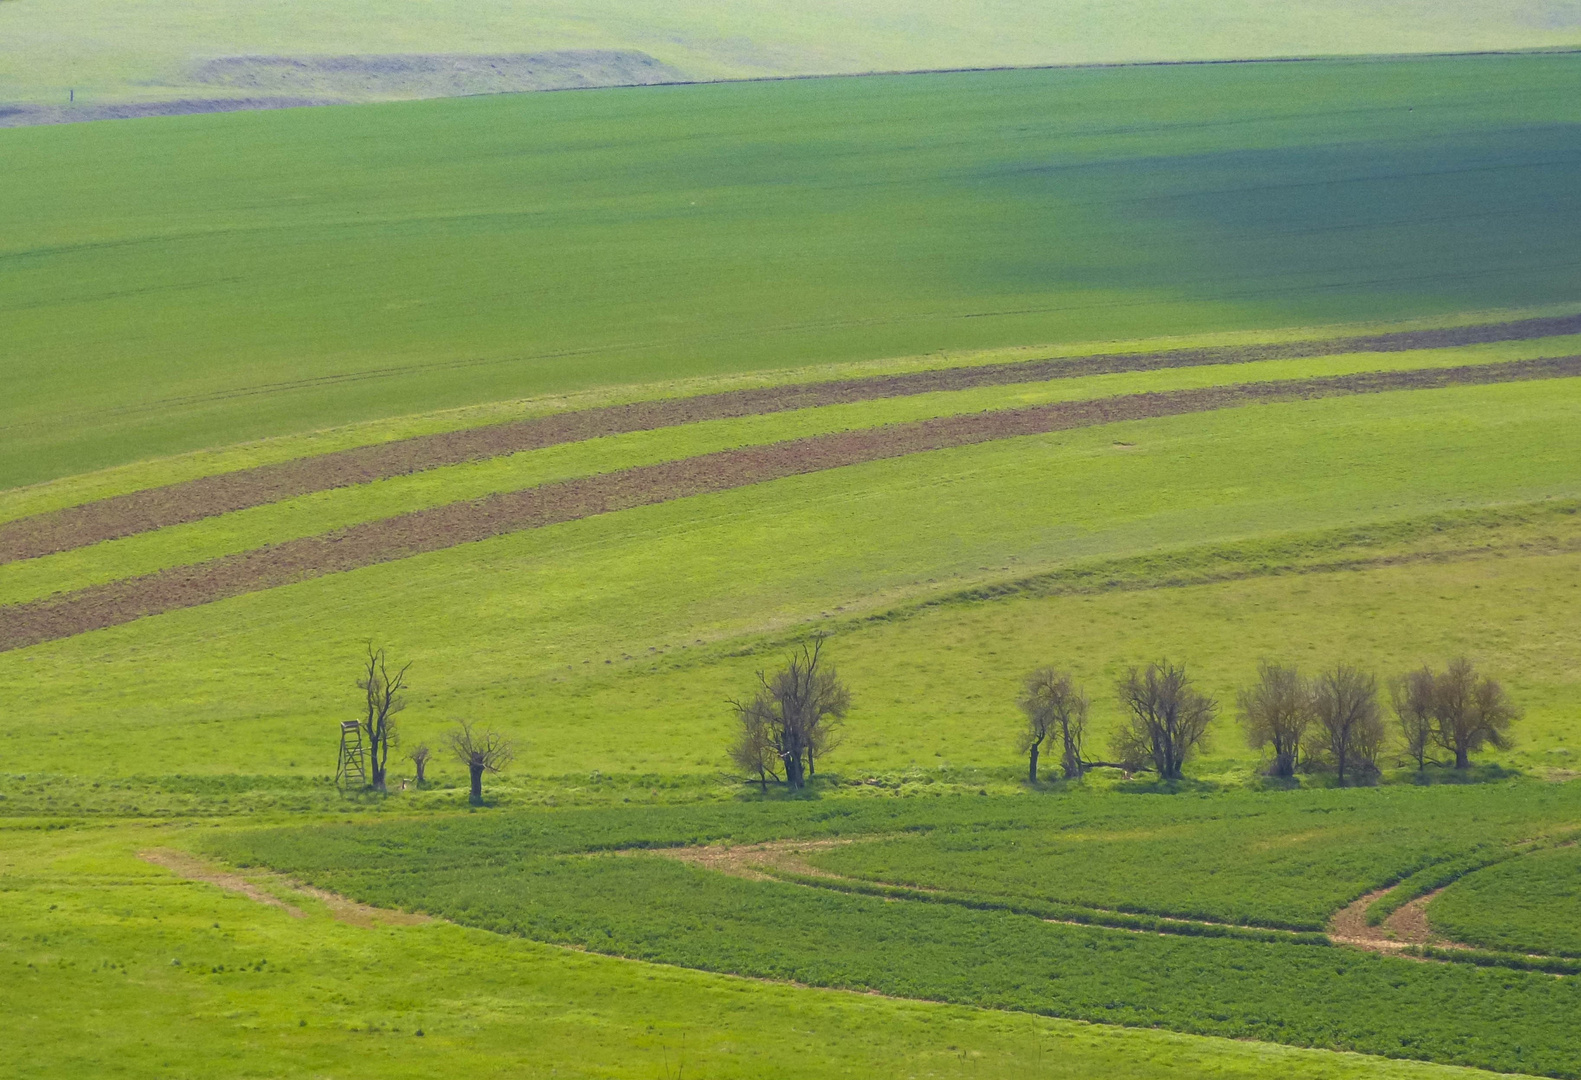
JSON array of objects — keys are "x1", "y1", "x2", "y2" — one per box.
[
  {"x1": 760, "y1": 867, "x2": 1334, "y2": 945},
  {"x1": 1425, "y1": 843, "x2": 1581, "y2": 958}
]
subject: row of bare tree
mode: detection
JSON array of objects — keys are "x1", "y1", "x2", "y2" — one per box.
[{"x1": 1019, "y1": 657, "x2": 1520, "y2": 784}]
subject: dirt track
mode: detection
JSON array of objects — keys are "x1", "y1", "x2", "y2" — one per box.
[
  {"x1": 3, "y1": 355, "x2": 1578, "y2": 653},
  {"x1": 5, "y1": 312, "x2": 1579, "y2": 566}
]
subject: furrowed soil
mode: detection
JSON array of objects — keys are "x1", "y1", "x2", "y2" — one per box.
[
  {"x1": 3, "y1": 355, "x2": 1578, "y2": 653},
  {"x1": 4, "y1": 313, "x2": 1577, "y2": 565}
]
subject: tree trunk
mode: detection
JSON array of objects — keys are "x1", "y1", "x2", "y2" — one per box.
[
  {"x1": 1028, "y1": 743, "x2": 1039, "y2": 784},
  {"x1": 370, "y1": 724, "x2": 388, "y2": 791},
  {"x1": 469, "y1": 764, "x2": 485, "y2": 805},
  {"x1": 414, "y1": 758, "x2": 427, "y2": 784},
  {"x1": 1455, "y1": 745, "x2": 1470, "y2": 769}
]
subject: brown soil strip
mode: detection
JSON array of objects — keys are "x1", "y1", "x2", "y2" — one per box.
[
  {"x1": 5, "y1": 312, "x2": 1579, "y2": 565},
  {"x1": 4, "y1": 355, "x2": 1579, "y2": 654},
  {"x1": 650, "y1": 837, "x2": 867, "y2": 882},
  {"x1": 138, "y1": 848, "x2": 430, "y2": 927},
  {"x1": 1327, "y1": 886, "x2": 1461, "y2": 954}
]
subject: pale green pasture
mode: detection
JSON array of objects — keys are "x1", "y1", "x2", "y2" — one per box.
[
  {"x1": 4, "y1": 0, "x2": 1578, "y2": 105},
  {"x1": 2, "y1": 379, "x2": 1578, "y2": 780},
  {"x1": 6, "y1": 823, "x2": 1488, "y2": 1080},
  {"x1": 6, "y1": 338, "x2": 1572, "y2": 608}
]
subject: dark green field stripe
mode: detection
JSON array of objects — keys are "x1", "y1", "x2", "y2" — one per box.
[
  {"x1": 3, "y1": 312, "x2": 1578, "y2": 566},
  {"x1": 2, "y1": 355, "x2": 1578, "y2": 654}
]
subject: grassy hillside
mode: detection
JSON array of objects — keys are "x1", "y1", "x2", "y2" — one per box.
[
  {"x1": 5, "y1": 52, "x2": 1581, "y2": 486},
  {"x1": 4, "y1": 0, "x2": 1580, "y2": 110}
]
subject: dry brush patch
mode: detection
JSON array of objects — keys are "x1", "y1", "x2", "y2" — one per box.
[
  {"x1": 5, "y1": 313, "x2": 1578, "y2": 564},
  {"x1": 3, "y1": 355, "x2": 1579, "y2": 653}
]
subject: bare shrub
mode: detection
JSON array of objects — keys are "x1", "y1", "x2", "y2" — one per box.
[
  {"x1": 1018, "y1": 667, "x2": 1088, "y2": 782},
  {"x1": 729, "y1": 636, "x2": 850, "y2": 790},
  {"x1": 1312, "y1": 664, "x2": 1384, "y2": 784},
  {"x1": 1431, "y1": 657, "x2": 1519, "y2": 769},
  {"x1": 447, "y1": 719, "x2": 513, "y2": 806},
  {"x1": 407, "y1": 743, "x2": 432, "y2": 785},
  {"x1": 1237, "y1": 661, "x2": 1313, "y2": 778},
  {"x1": 1111, "y1": 660, "x2": 1217, "y2": 780},
  {"x1": 1389, "y1": 667, "x2": 1438, "y2": 771}
]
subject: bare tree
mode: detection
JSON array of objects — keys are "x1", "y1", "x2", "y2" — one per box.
[
  {"x1": 407, "y1": 743, "x2": 432, "y2": 785},
  {"x1": 1111, "y1": 660, "x2": 1217, "y2": 780},
  {"x1": 1236, "y1": 662, "x2": 1313, "y2": 778},
  {"x1": 728, "y1": 636, "x2": 850, "y2": 790},
  {"x1": 1018, "y1": 668, "x2": 1088, "y2": 782},
  {"x1": 357, "y1": 643, "x2": 411, "y2": 792},
  {"x1": 1389, "y1": 667, "x2": 1438, "y2": 772},
  {"x1": 447, "y1": 719, "x2": 513, "y2": 806},
  {"x1": 1312, "y1": 664, "x2": 1383, "y2": 784},
  {"x1": 1432, "y1": 657, "x2": 1519, "y2": 769}
]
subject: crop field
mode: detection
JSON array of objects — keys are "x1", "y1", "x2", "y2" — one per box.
[
  {"x1": 211, "y1": 787, "x2": 1581, "y2": 1075},
  {"x1": 5, "y1": 45, "x2": 1581, "y2": 1080}
]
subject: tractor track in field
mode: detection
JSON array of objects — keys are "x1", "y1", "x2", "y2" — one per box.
[
  {"x1": 3, "y1": 355, "x2": 1579, "y2": 653},
  {"x1": 4, "y1": 312, "x2": 1580, "y2": 566}
]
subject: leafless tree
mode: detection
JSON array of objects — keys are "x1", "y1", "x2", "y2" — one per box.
[
  {"x1": 1237, "y1": 662, "x2": 1313, "y2": 778},
  {"x1": 1312, "y1": 664, "x2": 1383, "y2": 784},
  {"x1": 447, "y1": 719, "x2": 514, "y2": 806},
  {"x1": 1111, "y1": 660, "x2": 1217, "y2": 780},
  {"x1": 1390, "y1": 667, "x2": 1438, "y2": 772},
  {"x1": 1018, "y1": 668, "x2": 1088, "y2": 782},
  {"x1": 728, "y1": 636, "x2": 850, "y2": 790},
  {"x1": 407, "y1": 743, "x2": 432, "y2": 785},
  {"x1": 358, "y1": 643, "x2": 411, "y2": 792},
  {"x1": 1431, "y1": 657, "x2": 1519, "y2": 769},
  {"x1": 729, "y1": 705, "x2": 781, "y2": 791}
]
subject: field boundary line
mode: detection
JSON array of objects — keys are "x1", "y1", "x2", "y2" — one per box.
[
  {"x1": 4, "y1": 313, "x2": 1579, "y2": 565},
  {"x1": 3, "y1": 355, "x2": 1579, "y2": 653}
]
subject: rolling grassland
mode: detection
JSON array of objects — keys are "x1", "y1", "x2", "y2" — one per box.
[{"x1": 5, "y1": 53, "x2": 1581, "y2": 1080}]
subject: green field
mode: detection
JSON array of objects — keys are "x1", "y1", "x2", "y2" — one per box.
[{"x1": 7, "y1": 49, "x2": 1581, "y2": 1080}]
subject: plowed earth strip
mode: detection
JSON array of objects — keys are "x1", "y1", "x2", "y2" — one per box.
[
  {"x1": 3, "y1": 356, "x2": 1578, "y2": 653},
  {"x1": 5, "y1": 312, "x2": 1580, "y2": 564}
]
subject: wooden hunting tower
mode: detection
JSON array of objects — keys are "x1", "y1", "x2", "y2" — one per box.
[{"x1": 336, "y1": 719, "x2": 367, "y2": 787}]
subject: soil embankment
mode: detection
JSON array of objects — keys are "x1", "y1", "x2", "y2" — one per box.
[
  {"x1": 3, "y1": 355, "x2": 1578, "y2": 653},
  {"x1": 4, "y1": 313, "x2": 1579, "y2": 565}
]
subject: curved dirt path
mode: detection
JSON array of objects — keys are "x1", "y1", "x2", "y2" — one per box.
[
  {"x1": 5, "y1": 312, "x2": 1578, "y2": 565},
  {"x1": 1327, "y1": 887, "x2": 1459, "y2": 953},
  {"x1": 139, "y1": 848, "x2": 430, "y2": 928},
  {"x1": 3, "y1": 355, "x2": 1579, "y2": 653}
]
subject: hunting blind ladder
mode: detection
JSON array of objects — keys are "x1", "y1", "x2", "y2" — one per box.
[{"x1": 336, "y1": 720, "x2": 367, "y2": 787}]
